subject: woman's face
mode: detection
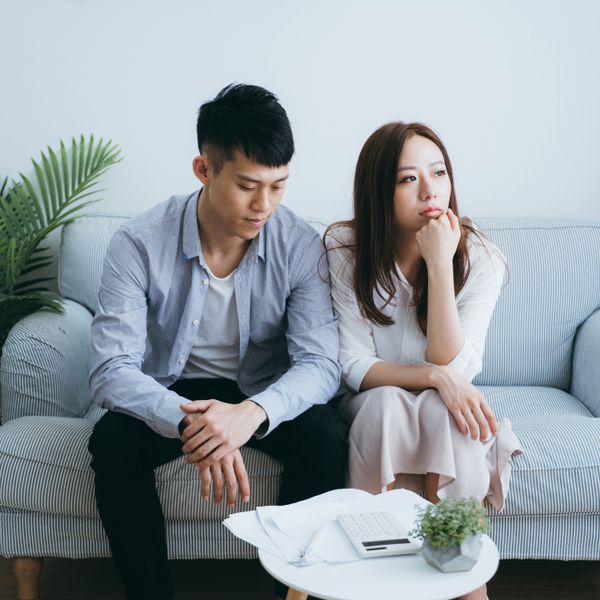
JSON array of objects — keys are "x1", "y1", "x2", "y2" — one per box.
[{"x1": 393, "y1": 134, "x2": 452, "y2": 233}]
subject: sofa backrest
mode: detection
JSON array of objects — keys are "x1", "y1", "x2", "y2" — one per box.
[
  {"x1": 472, "y1": 218, "x2": 600, "y2": 389},
  {"x1": 60, "y1": 214, "x2": 600, "y2": 390}
]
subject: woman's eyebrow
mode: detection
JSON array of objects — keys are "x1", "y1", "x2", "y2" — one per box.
[{"x1": 397, "y1": 160, "x2": 445, "y2": 172}]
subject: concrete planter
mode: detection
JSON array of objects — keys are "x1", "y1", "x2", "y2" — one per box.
[{"x1": 420, "y1": 534, "x2": 482, "y2": 572}]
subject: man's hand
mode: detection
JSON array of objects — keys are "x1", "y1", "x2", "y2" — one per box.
[
  {"x1": 431, "y1": 366, "x2": 498, "y2": 441},
  {"x1": 196, "y1": 449, "x2": 250, "y2": 506},
  {"x1": 180, "y1": 399, "x2": 267, "y2": 470},
  {"x1": 415, "y1": 208, "x2": 461, "y2": 268}
]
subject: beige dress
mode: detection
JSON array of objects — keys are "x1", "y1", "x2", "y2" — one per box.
[{"x1": 325, "y1": 225, "x2": 522, "y2": 511}]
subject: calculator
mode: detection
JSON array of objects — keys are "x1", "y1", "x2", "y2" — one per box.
[{"x1": 336, "y1": 511, "x2": 421, "y2": 558}]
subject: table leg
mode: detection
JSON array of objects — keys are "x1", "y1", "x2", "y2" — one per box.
[
  {"x1": 286, "y1": 588, "x2": 308, "y2": 600},
  {"x1": 11, "y1": 557, "x2": 43, "y2": 600}
]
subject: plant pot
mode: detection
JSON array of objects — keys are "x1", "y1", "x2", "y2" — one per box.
[{"x1": 420, "y1": 534, "x2": 482, "y2": 572}]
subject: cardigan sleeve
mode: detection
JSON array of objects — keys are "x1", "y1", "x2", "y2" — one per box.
[
  {"x1": 325, "y1": 228, "x2": 383, "y2": 392},
  {"x1": 444, "y1": 238, "x2": 507, "y2": 381}
]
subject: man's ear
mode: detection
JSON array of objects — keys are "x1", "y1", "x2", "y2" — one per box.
[{"x1": 193, "y1": 154, "x2": 209, "y2": 184}]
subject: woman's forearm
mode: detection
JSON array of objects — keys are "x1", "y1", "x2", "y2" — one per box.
[
  {"x1": 425, "y1": 261, "x2": 464, "y2": 365},
  {"x1": 360, "y1": 361, "x2": 439, "y2": 392}
]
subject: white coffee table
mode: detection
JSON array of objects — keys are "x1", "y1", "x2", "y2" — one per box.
[{"x1": 259, "y1": 534, "x2": 499, "y2": 600}]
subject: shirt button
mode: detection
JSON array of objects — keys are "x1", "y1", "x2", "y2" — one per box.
[
  {"x1": 107, "y1": 311, "x2": 114, "y2": 316},
  {"x1": 178, "y1": 357, "x2": 184, "y2": 365},
  {"x1": 192, "y1": 319, "x2": 199, "y2": 326},
  {"x1": 202, "y1": 278, "x2": 209, "y2": 286}
]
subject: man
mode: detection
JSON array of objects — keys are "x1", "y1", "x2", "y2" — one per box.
[{"x1": 88, "y1": 83, "x2": 347, "y2": 600}]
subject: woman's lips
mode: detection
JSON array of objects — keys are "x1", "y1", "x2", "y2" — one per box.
[{"x1": 420, "y1": 207, "x2": 443, "y2": 217}]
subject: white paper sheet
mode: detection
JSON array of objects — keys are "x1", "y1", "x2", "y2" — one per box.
[{"x1": 223, "y1": 488, "x2": 430, "y2": 566}]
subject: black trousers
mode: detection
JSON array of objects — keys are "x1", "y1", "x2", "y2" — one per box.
[{"x1": 88, "y1": 378, "x2": 348, "y2": 600}]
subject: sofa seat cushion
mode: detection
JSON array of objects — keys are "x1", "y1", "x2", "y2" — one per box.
[
  {"x1": 481, "y1": 386, "x2": 593, "y2": 420},
  {"x1": 0, "y1": 416, "x2": 283, "y2": 520},
  {"x1": 481, "y1": 386, "x2": 600, "y2": 516}
]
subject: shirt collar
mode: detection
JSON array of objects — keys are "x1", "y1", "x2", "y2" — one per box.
[
  {"x1": 256, "y1": 221, "x2": 266, "y2": 261},
  {"x1": 182, "y1": 191, "x2": 202, "y2": 260},
  {"x1": 182, "y1": 189, "x2": 266, "y2": 263}
]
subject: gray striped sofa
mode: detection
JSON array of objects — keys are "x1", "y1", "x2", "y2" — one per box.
[{"x1": 1, "y1": 216, "x2": 599, "y2": 575}]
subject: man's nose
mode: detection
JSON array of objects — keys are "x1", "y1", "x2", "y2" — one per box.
[{"x1": 252, "y1": 188, "x2": 271, "y2": 212}]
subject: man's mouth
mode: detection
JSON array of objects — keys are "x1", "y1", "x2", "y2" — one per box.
[{"x1": 245, "y1": 217, "x2": 266, "y2": 228}]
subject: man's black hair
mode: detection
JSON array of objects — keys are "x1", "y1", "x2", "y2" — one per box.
[{"x1": 196, "y1": 83, "x2": 294, "y2": 172}]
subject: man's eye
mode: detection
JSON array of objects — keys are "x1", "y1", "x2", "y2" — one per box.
[
  {"x1": 398, "y1": 176, "x2": 416, "y2": 184},
  {"x1": 239, "y1": 185, "x2": 254, "y2": 191},
  {"x1": 272, "y1": 185, "x2": 284, "y2": 191}
]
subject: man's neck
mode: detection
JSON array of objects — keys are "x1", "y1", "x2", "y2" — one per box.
[{"x1": 197, "y1": 189, "x2": 252, "y2": 278}]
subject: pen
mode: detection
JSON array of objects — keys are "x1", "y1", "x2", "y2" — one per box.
[{"x1": 300, "y1": 525, "x2": 326, "y2": 562}]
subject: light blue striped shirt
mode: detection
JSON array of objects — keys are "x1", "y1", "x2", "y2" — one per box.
[{"x1": 89, "y1": 191, "x2": 341, "y2": 439}]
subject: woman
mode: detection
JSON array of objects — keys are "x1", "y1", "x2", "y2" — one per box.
[{"x1": 325, "y1": 123, "x2": 521, "y2": 598}]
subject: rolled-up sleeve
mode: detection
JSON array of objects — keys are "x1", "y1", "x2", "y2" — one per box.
[
  {"x1": 89, "y1": 228, "x2": 189, "y2": 438},
  {"x1": 325, "y1": 231, "x2": 382, "y2": 393},
  {"x1": 445, "y1": 242, "x2": 507, "y2": 381},
  {"x1": 249, "y1": 231, "x2": 341, "y2": 435}
]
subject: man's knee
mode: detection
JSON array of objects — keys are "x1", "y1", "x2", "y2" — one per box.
[
  {"x1": 301, "y1": 404, "x2": 348, "y2": 464},
  {"x1": 88, "y1": 411, "x2": 148, "y2": 470}
]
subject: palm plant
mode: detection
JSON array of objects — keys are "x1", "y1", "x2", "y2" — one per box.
[{"x1": 0, "y1": 135, "x2": 121, "y2": 353}]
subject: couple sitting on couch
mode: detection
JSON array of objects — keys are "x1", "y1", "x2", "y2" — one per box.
[{"x1": 87, "y1": 83, "x2": 521, "y2": 600}]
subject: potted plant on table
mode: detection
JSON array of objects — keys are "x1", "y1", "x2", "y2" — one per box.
[{"x1": 410, "y1": 497, "x2": 490, "y2": 572}]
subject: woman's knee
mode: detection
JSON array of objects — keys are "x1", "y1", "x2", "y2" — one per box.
[{"x1": 355, "y1": 386, "x2": 409, "y2": 422}]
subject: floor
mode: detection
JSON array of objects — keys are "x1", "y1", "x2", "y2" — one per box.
[{"x1": 1, "y1": 557, "x2": 599, "y2": 600}]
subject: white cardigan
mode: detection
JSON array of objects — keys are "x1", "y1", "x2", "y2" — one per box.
[{"x1": 325, "y1": 225, "x2": 507, "y2": 392}]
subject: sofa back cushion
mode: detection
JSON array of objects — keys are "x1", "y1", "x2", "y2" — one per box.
[
  {"x1": 473, "y1": 218, "x2": 600, "y2": 389},
  {"x1": 59, "y1": 214, "x2": 130, "y2": 314},
  {"x1": 60, "y1": 214, "x2": 600, "y2": 389}
]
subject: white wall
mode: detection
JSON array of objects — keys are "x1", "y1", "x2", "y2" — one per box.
[{"x1": 2, "y1": 0, "x2": 599, "y2": 227}]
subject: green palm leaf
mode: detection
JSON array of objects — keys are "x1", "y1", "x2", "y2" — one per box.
[
  {"x1": 0, "y1": 136, "x2": 121, "y2": 352},
  {"x1": 0, "y1": 135, "x2": 122, "y2": 295}
]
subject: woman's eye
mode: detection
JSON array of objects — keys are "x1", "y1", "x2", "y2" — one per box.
[
  {"x1": 398, "y1": 175, "x2": 416, "y2": 184},
  {"x1": 436, "y1": 169, "x2": 447, "y2": 177}
]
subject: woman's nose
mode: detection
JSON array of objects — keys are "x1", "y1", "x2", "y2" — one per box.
[{"x1": 420, "y1": 178, "x2": 437, "y2": 201}]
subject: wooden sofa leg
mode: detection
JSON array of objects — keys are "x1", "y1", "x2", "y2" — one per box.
[{"x1": 11, "y1": 557, "x2": 43, "y2": 600}]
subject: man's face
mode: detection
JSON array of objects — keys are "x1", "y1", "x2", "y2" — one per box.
[{"x1": 194, "y1": 150, "x2": 289, "y2": 241}]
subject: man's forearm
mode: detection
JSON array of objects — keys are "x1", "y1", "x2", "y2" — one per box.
[
  {"x1": 90, "y1": 360, "x2": 187, "y2": 439},
  {"x1": 249, "y1": 355, "x2": 340, "y2": 436}
]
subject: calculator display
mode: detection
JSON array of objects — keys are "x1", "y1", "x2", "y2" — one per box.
[{"x1": 362, "y1": 538, "x2": 410, "y2": 547}]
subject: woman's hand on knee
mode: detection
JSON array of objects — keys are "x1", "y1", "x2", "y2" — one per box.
[{"x1": 432, "y1": 367, "x2": 498, "y2": 441}]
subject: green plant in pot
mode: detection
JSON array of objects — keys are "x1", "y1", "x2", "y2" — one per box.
[
  {"x1": 410, "y1": 496, "x2": 489, "y2": 572},
  {"x1": 0, "y1": 135, "x2": 121, "y2": 354}
]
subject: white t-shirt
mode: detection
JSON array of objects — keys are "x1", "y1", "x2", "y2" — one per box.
[
  {"x1": 181, "y1": 265, "x2": 240, "y2": 380},
  {"x1": 325, "y1": 224, "x2": 507, "y2": 391}
]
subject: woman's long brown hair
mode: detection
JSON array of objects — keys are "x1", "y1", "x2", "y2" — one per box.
[{"x1": 326, "y1": 122, "x2": 480, "y2": 335}]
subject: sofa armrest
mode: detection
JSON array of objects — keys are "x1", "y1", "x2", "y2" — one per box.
[
  {"x1": 571, "y1": 309, "x2": 600, "y2": 417},
  {"x1": 0, "y1": 299, "x2": 93, "y2": 422}
]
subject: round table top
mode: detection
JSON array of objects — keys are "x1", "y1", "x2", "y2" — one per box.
[{"x1": 259, "y1": 535, "x2": 499, "y2": 600}]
